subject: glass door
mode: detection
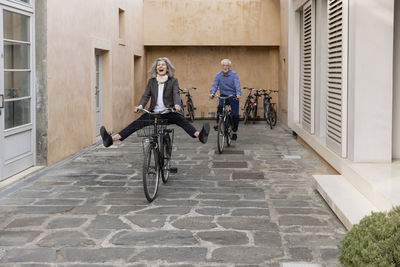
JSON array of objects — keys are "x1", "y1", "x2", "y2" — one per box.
[{"x1": 0, "y1": 6, "x2": 34, "y2": 180}]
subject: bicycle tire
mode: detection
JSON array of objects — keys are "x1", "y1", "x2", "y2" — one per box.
[
  {"x1": 187, "y1": 104, "x2": 195, "y2": 122},
  {"x1": 217, "y1": 117, "x2": 225, "y2": 153},
  {"x1": 264, "y1": 103, "x2": 270, "y2": 125},
  {"x1": 161, "y1": 133, "x2": 172, "y2": 184},
  {"x1": 263, "y1": 101, "x2": 268, "y2": 119},
  {"x1": 180, "y1": 99, "x2": 185, "y2": 115},
  {"x1": 226, "y1": 114, "x2": 233, "y2": 147},
  {"x1": 271, "y1": 107, "x2": 277, "y2": 127},
  {"x1": 252, "y1": 106, "x2": 257, "y2": 124},
  {"x1": 243, "y1": 105, "x2": 251, "y2": 124},
  {"x1": 143, "y1": 142, "x2": 160, "y2": 202}
]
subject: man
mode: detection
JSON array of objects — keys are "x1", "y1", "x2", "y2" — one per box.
[
  {"x1": 100, "y1": 57, "x2": 210, "y2": 147},
  {"x1": 209, "y1": 59, "x2": 241, "y2": 140}
]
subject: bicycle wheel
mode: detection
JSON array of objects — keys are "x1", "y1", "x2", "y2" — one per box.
[
  {"x1": 143, "y1": 142, "x2": 160, "y2": 202},
  {"x1": 270, "y1": 107, "x2": 277, "y2": 127},
  {"x1": 180, "y1": 99, "x2": 185, "y2": 116},
  {"x1": 217, "y1": 117, "x2": 225, "y2": 153},
  {"x1": 252, "y1": 106, "x2": 257, "y2": 124},
  {"x1": 263, "y1": 102, "x2": 268, "y2": 119},
  {"x1": 187, "y1": 104, "x2": 195, "y2": 122},
  {"x1": 243, "y1": 105, "x2": 251, "y2": 124},
  {"x1": 161, "y1": 133, "x2": 172, "y2": 184},
  {"x1": 226, "y1": 114, "x2": 233, "y2": 147},
  {"x1": 264, "y1": 103, "x2": 270, "y2": 124}
]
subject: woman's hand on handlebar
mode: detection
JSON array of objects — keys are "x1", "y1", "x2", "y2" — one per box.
[
  {"x1": 174, "y1": 104, "x2": 181, "y2": 112},
  {"x1": 134, "y1": 105, "x2": 143, "y2": 113}
]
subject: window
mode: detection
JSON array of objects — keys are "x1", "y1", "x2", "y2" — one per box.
[
  {"x1": 3, "y1": 10, "x2": 31, "y2": 129},
  {"x1": 119, "y1": 8, "x2": 125, "y2": 44}
]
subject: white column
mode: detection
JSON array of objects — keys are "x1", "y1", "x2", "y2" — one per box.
[
  {"x1": 393, "y1": 0, "x2": 400, "y2": 159},
  {"x1": 347, "y1": 0, "x2": 394, "y2": 162}
]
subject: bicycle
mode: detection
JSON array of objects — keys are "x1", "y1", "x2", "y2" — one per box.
[
  {"x1": 252, "y1": 89, "x2": 262, "y2": 123},
  {"x1": 179, "y1": 87, "x2": 197, "y2": 122},
  {"x1": 211, "y1": 94, "x2": 236, "y2": 153},
  {"x1": 261, "y1": 89, "x2": 278, "y2": 129},
  {"x1": 242, "y1": 87, "x2": 256, "y2": 124},
  {"x1": 136, "y1": 108, "x2": 177, "y2": 202}
]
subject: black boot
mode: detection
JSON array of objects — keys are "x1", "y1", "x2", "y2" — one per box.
[
  {"x1": 199, "y1": 123, "x2": 210, "y2": 144},
  {"x1": 100, "y1": 126, "x2": 113, "y2": 147}
]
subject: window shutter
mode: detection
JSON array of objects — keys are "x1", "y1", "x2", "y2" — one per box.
[
  {"x1": 301, "y1": 0, "x2": 315, "y2": 133},
  {"x1": 326, "y1": 0, "x2": 348, "y2": 157}
]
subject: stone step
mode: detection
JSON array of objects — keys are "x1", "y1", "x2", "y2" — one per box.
[{"x1": 312, "y1": 175, "x2": 379, "y2": 230}]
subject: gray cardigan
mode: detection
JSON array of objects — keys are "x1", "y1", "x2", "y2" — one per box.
[{"x1": 139, "y1": 77, "x2": 181, "y2": 111}]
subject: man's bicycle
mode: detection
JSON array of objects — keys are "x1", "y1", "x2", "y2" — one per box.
[
  {"x1": 212, "y1": 94, "x2": 236, "y2": 153},
  {"x1": 137, "y1": 108, "x2": 177, "y2": 202},
  {"x1": 179, "y1": 87, "x2": 197, "y2": 122},
  {"x1": 261, "y1": 89, "x2": 278, "y2": 129}
]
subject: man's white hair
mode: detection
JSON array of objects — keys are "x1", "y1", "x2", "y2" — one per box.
[{"x1": 221, "y1": 59, "x2": 232, "y2": 66}]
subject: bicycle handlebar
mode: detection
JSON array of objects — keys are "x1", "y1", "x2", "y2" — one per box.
[
  {"x1": 137, "y1": 107, "x2": 176, "y2": 115},
  {"x1": 211, "y1": 94, "x2": 237, "y2": 100},
  {"x1": 179, "y1": 87, "x2": 196, "y2": 93}
]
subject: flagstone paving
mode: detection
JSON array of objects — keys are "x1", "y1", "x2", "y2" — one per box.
[{"x1": 0, "y1": 120, "x2": 346, "y2": 266}]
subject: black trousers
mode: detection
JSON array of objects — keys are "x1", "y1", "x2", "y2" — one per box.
[{"x1": 118, "y1": 112, "x2": 197, "y2": 141}]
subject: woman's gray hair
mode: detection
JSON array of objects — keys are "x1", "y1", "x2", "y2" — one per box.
[
  {"x1": 221, "y1": 59, "x2": 232, "y2": 66},
  {"x1": 149, "y1": 57, "x2": 176, "y2": 78}
]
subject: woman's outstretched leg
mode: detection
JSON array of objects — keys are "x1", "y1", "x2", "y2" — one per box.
[{"x1": 100, "y1": 113, "x2": 152, "y2": 147}]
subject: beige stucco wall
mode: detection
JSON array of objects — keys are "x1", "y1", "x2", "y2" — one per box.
[
  {"x1": 145, "y1": 46, "x2": 280, "y2": 120},
  {"x1": 46, "y1": 0, "x2": 144, "y2": 165},
  {"x1": 144, "y1": 0, "x2": 281, "y2": 46}
]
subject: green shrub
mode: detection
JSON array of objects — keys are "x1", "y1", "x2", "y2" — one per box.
[{"x1": 338, "y1": 206, "x2": 400, "y2": 266}]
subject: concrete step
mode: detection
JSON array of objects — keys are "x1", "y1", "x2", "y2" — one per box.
[{"x1": 312, "y1": 175, "x2": 379, "y2": 230}]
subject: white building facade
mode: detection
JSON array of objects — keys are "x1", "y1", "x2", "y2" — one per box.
[{"x1": 285, "y1": 0, "x2": 399, "y2": 229}]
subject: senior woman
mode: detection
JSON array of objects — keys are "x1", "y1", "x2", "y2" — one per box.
[{"x1": 100, "y1": 57, "x2": 210, "y2": 147}]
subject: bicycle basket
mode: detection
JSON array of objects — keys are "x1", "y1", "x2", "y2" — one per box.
[{"x1": 136, "y1": 119, "x2": 168, "y2": 138}]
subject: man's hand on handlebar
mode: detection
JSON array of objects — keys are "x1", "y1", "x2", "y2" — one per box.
[
  {"x1": 236, "y1": 95, "x2": 241, "y2": 99},
  {"x1": 174, "y1": 104, "x2": 181, "y2": 112},
  {"x1": 209, "y1": 94, "x2": 215, "y2": 99}
]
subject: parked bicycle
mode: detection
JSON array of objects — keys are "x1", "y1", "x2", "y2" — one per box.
[
  {"x1": 137, "y1": 108, "x2": 177, "y2": 202},
  {"x1": 242, "y1": 87, "x2": 261, "y2": 124},
  {"x1": 261, "y1": 89, "x2": 278, "y2": 129},
  {"x1": 211, "y1": 94, "x2": 236, "y2": 153},
  {"x1": 179, "y1": 87, "x2": 197, "y2": 122},
  {"x1": 242, "y1": 87, "x2": 253, "y2": 124}
]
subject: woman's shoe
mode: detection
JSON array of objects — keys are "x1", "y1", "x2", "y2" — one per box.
[
  {"x1": 199, "y1": 123, "x2": 210, "y2": 144},
  {"x1": 100, "y1": 126, "x2": 113, "y2": 147}
]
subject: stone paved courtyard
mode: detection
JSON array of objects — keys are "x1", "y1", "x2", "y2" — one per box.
[{"x1": 0, "y1": 120, "x2": 346, "y2": 266}]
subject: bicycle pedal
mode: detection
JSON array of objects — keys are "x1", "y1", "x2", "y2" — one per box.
[{"x1": 169, "y1": 167, "x2": 178, "y2": 173}]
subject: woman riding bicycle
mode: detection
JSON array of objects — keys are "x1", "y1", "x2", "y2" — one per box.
[
  {"x1": 100, "y1": 57, "x2": 210, "y2": 147},
  {"x1": 209, "y1": 59, "x2": 242, "y2": 140}
]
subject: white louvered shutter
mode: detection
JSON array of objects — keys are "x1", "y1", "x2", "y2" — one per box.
[
  {"x1": 326, "y1": 0, "x2": 348, "y2": 157},
  {"x1": 301, "y1": 0, "x2": 315, "y2": 133}
]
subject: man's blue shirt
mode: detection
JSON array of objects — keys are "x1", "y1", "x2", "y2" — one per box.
[{"x1": 210, "y1": 70, "x2": 241, "y2": 96}]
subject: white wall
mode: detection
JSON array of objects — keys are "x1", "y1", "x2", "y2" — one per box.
[
  {"x1": 347, "y1": 0, "x2": 394, "y2": 162},
  {"x1": 393, "y1": 0, "x2": 400, "y2": 159}
]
